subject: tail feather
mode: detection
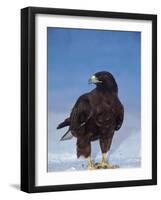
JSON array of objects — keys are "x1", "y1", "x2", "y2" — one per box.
[
  {"x1": 60, "y1": 130, "x2": 73, "y2": 141},
  {"x1": 57, "y1": 118, "x2": 70, "y2": 129}
]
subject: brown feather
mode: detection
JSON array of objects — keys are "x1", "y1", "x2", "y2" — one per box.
[{"x1": 57, "y1": 71, "x2": 124, "y2": 158}]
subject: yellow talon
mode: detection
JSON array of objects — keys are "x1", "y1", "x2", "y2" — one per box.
[
  {"x1": 87, "y1": 157, "x2": 95, "y2": 170},
  {"x1": 95, "y1": 153, "x2": 118, "y2": 169},
  {"x1": 95, "y1": 161, "x2": 117, "y2": 169}
]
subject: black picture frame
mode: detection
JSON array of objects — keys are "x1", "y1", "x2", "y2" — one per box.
[{"x1": 21, "y1": 6, "x2": 157, "y2": 193}]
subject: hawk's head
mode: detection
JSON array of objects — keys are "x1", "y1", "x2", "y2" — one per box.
[{"x1": 88, "y1": 71, "x2": 118, "y2": 93}]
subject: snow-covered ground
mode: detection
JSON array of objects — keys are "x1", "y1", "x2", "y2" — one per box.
[{"x1": 48, "y1": 111, "x2": 141, "y2": 172}]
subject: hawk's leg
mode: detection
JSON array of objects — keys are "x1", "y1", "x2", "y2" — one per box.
[
  {"x1": 95, "y1": 136, "x2": 118, "y2": 169},
  {"x1": 95, "y1": 153, "x2": 117, "y2": 169},
  {"x1": 77, "y1": 138, "x2": 95, "y2": 170},
  {"x1": 87, "y1": 157, "x2": 95, "y2": 170}
]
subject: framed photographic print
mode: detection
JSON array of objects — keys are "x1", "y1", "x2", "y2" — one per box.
[{"x1": 21, "y1": 7, "x2": 157, "y2": 193}]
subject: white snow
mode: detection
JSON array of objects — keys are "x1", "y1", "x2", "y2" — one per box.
[{"x1": 48, "y1": 112, "x2": 141, "y2": 172}]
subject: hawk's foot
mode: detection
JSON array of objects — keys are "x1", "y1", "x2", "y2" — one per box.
[
  {"x1": 87, "y1": 157, "x2": 96, "y2": 170},
  {"x1": 95, "y1": 153, "x2": 119, "y2": 169},
  {"x1": 95, "y1": 161, "x2": 118, "y2": 169}
]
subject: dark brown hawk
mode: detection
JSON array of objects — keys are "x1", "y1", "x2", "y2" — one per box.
[{"x1": 57, "y1": 71, "x2": 124, "y2": 169}]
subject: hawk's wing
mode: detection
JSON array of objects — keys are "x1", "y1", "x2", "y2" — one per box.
[
  {"x1": 70, "y1": 94, "x2": 91, "y2": 131},
  {"x1": 115, "y1": 101, "x2": 124, "y2": 131},
  {"x1": 59, "y1": 94, "x2": 91, "y2": 141}
]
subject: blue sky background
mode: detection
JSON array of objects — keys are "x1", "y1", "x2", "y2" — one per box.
[
  {"x1": 47, "y1": 27, "x2": 141, "y2": 171},
  {"x1": 48, "y1": 28, "x2": 140, "y2": 115}
]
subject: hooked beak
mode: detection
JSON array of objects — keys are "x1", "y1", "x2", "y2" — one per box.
[{"x1": 88, "y1": 75, "x2": 102, "y2": 84}]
